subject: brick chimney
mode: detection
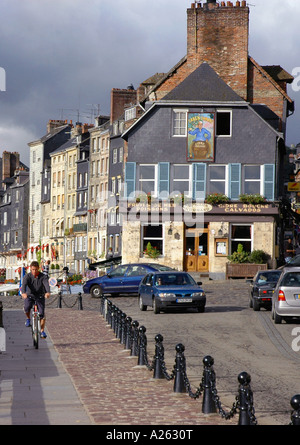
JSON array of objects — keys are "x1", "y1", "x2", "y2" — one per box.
[
  {"x1": 2, "y1": 151, "x2": 20, "y2": 181},
  {"x1": 187, "y1": 1, "x2": 249, "y2": 99},
  {"x1": 110, "y1": 86, "x2": 137, "y2": 124},
  {"x1": 46, "y1": 119, "x2": 69, "y2": 133}
]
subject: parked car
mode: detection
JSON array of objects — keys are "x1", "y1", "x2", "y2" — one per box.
[
  {"x1": 277, "y1": 255, "x2": 300, "y2": 269},
  {"x1": 272, "y1": 267, "x2": 300, "y2": 324},
  {"x1": 247, "y1": 270, "x2": 282, "y2": 311},
  {"x1": 83, "y1": 263, "x2": 174, "y2": 297},
  {"x1": 138, "y1": 271, "x2": 206, "y2": 314}
]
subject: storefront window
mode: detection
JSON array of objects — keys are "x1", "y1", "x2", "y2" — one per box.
[
  {"x1": 142, "y1": 224, "x2": 163, "y2": 255},
  {"x1": 230, "y1": 224, "x2": 252, "y2": 253}
]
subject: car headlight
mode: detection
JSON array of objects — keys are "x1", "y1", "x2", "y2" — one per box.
[
  {"x1": 158, "y1": 293, "x2": 176, "y2": 298},
  {"x1": 192, "y1": 292, "x2": 205, "y2": 297}
]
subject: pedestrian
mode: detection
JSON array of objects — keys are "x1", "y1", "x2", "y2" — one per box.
[
  {"x1": 284, "y1": 238, "x2": 295, "y2": 263},
  {"x1": 43, "y1": 260, "x2": 50, "y2": 277}
]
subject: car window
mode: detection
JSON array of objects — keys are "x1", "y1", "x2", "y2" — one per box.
[
  {"x1": 108, "y1": 265, "x2": 128, "y2": 277},
  {"x1": 281, "y1": 272, "x2": 300, "y2": 287},
  {"x1": 146, "y1": 274, "x2": 154, "y2": 286},
  {"x1": 151, "y1": 265, "x2": 174, "y2": 271},
  {"x1": 126, "y1": 266, "x2": 147, "y2": 277},
  {"x1": 257, "y1": 272, "x2": 281, "y2": 284},
  {"x1": 155, "y1": 273, "x2": 196, "y2": 286}
]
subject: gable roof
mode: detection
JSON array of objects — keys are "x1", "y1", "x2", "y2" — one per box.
[{"x1": 162, "y1": 62, "x2": 245, "y2": 103}]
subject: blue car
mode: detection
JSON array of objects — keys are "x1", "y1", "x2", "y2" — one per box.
[
  {"x1": 138, "y1": 271, "x2": 206, "y2": 314},
  {"x1": 83, "y1": 263, "x2": 174, "y2": 298}
]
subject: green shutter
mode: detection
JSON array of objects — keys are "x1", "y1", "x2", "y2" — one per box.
[
  {"x1": 158, "y1": 162, "x2": 170, "y2": 198},
  {"x1": 229, "y1": 164, "x2": 241, "y2": 200},
  {"x1": 264, "y1": 164, "x2": 275, "y2": 201},
  {"x1": 193, "y1": 163, "x2": 206, "y2": 201},
  {"x1": 124, "y1": 162, "x2": 136, "y2": 198}
]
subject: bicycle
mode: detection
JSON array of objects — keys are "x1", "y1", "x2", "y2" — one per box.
[{"x1": 31, "y1": 301, "x2": 41, "y2": 349}]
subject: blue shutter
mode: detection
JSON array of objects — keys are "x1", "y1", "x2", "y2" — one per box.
[
  {"x1": 124, "y1": 162, "x2": 136, "y2": 198},
  {"x1": 229, "y1": 163, "x2": 241, "y2": 200},
  {"x1": 264, "y1": 164, "x2": 275, "y2": 201},
  {"x1": 193, "y1": 163, "x2": 206, "y2": 201},
  {"x1": 158, "y1": 162, "x2": 170, "y2": 198}
]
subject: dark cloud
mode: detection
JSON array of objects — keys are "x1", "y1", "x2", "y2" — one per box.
[{"x1": 0, "y1": 0, "x2": 299, "y2": 165}]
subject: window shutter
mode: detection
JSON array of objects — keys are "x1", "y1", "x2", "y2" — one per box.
[
  {"x1": 193, "y1": 163, "x2": 206, "y2": 200},
  {"x1": 124, "y1": 162, "x2": 136, "y2": 198},
  {"x1": 264, "y1": 164, "x2": 275, "y2": 201},
  {"x1": 229, "y1": 163, "x2": 241, "y2": 200},
  {"x1": 158, "y1": 162, "x2": 170, "y2": 197}
]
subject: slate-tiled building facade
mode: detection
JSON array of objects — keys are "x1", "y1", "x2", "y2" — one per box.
[{"x1": 119, "y1": 0, "x2": 294, "y2": 278}]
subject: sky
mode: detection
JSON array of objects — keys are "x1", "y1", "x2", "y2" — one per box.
[{"x1": 0, "y1": 0, "x2": 299, "y2": 166}]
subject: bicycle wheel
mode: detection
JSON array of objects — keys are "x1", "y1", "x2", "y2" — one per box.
[{"x1": 32, "y1": 314, "x2": 39, "y2": 349}]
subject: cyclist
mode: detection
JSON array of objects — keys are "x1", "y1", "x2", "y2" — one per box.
[{"x1": 21, "y1": 261, "x2": 50, "y2": 338}]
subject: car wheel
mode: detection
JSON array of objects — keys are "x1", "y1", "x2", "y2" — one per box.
[
  {"x1": 253, "y1": 299, "x2": 260, "y2": 311},
  {"x1": 90, "y1": 285, "x2": 103, "y2": 298},
  {"x1": 249, "y1": 295, "x2": 253, "y2": 308},
  {"x1": 274, "y1": 311, "x2": 282, "y2": 324},
  {"x1": 153, "y1": 298, "x2": 160, "y2": 314},
  {"x1": 197, "y1": 306, "x2": 205, "y2": 313},
  {"x1": 139, "y1": 295, "x2": 147, "y2": 311}
]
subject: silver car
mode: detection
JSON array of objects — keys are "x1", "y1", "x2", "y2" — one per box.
[{"x1": 272, "y1": 267, "x2": 300, "y2": 324}]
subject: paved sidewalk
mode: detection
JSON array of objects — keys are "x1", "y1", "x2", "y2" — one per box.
[{"x1": 0, "y1": 307, "x2": 234, "y2": 426}]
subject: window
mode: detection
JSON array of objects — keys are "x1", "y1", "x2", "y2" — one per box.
[
  {"x1": 209, "y1": 165, "x2": 227, "y2": 195},
  {"x1": 244, "y1": 165, "x2": 261, "y2": 195},
  {"x1": 216, "y1": 111, "x2": 232, "y2": 136},
  {"x1": 142, "y1": 224, "x2": 163, "y2": 256},
  {"x1": 113, "y1": 149, "x2": 118, "y2": 164},
  {"x1": 125, "y1": 107, "x2": 136, "y2": 121},
  {"x1": 172, "y1": 165, "x2": 191, "y2": 195},
  {"x1": 139, "y1": 165, "x2": 156, "y2": 195},
  {"x1": 230, "y1": 224, "x2": 252, "y2": 254},
  {"x1": 173, "y1": 110, "x2": 187, "y2": 136}
]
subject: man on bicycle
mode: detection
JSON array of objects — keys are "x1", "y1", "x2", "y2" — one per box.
[{"x1": 21, "y1": 261, "x2": 50, "y2": 338}]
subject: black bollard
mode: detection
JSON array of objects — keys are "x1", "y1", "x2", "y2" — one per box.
[
  {"x1": 173, "y1": 344, "x2": 186, "y2": 393},
  {"x1": 237, "y1": 372, "x2": 256, "y2": 425},
  {"x1": 57, "y1": 291, "x2": 62, "y2": 308},
  {"x1": 138, "y1": 326, "x2": 147, "y2": 366},
  {"x1": 78, "y1": 292, "x2": 83, "y2": 310},
  {"x1": 202, "y1": 356, "x2": 217, "y2": 414},
  {"x1": 131, "y1": 321, "x2": 139, "y2": 356},
  {"x1": 120, "y1": 312, "x2": 127, "y2": 344},
  {"x1": 125, "y1": 317, "x2": 132, "y2": 350},
  {"x1": 153, "y1": 334, "x2": 165, "y2": 379},
  {"x1": 0, "y1": 301, "x2": 3, "y2": 328},
  {"x1": 116, "y1": 310, "x2": 122, "y2": 339},
  {"x1": 290, "y1": 395, "x2": 300, "y2": 425}
]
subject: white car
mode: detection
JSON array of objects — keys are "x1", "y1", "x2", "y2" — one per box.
[{"x1": 272, "y1": 267, "x2": 300, "y2": 324}]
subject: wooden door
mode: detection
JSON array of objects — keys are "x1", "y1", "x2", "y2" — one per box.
[{"x1": 185, "y1": 228, "x2": 209, "y2": 273}]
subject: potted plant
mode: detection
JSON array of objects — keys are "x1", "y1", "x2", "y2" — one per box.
[
  {"x1": 143, "y1": 242, "x2": 160, "y2": 259},
  {"x1": 205, "y1": 193, "x2": 230, "y2": 205},
  {"x1": 239, "y1": 194, "x2": 267, "y2": 204},
  {"x1": 226, "y1": 244, "x2": 268, "y2": 279}
]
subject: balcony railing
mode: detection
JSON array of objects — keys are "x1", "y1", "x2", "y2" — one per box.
[{"x1": 73, "y1": 223, "x2": 87, "y2": 233}]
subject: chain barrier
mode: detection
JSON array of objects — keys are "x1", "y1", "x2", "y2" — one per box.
[{"x1": 58, "y1": 294, "x2": 300, "y2": 425}]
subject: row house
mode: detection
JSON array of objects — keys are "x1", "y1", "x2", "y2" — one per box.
[
  {"x1": 116, "y1": 0, "x2": 295, "y2": 278},
  {"x1": 88, "y1": 116, "x2": 110, "y2": 261},
  {"x1": 28, "y1": 120, "x2": 72, "y2": 255},
  {"x1": 0, "y1": 151, "x2": 29, "y2": 278}
]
